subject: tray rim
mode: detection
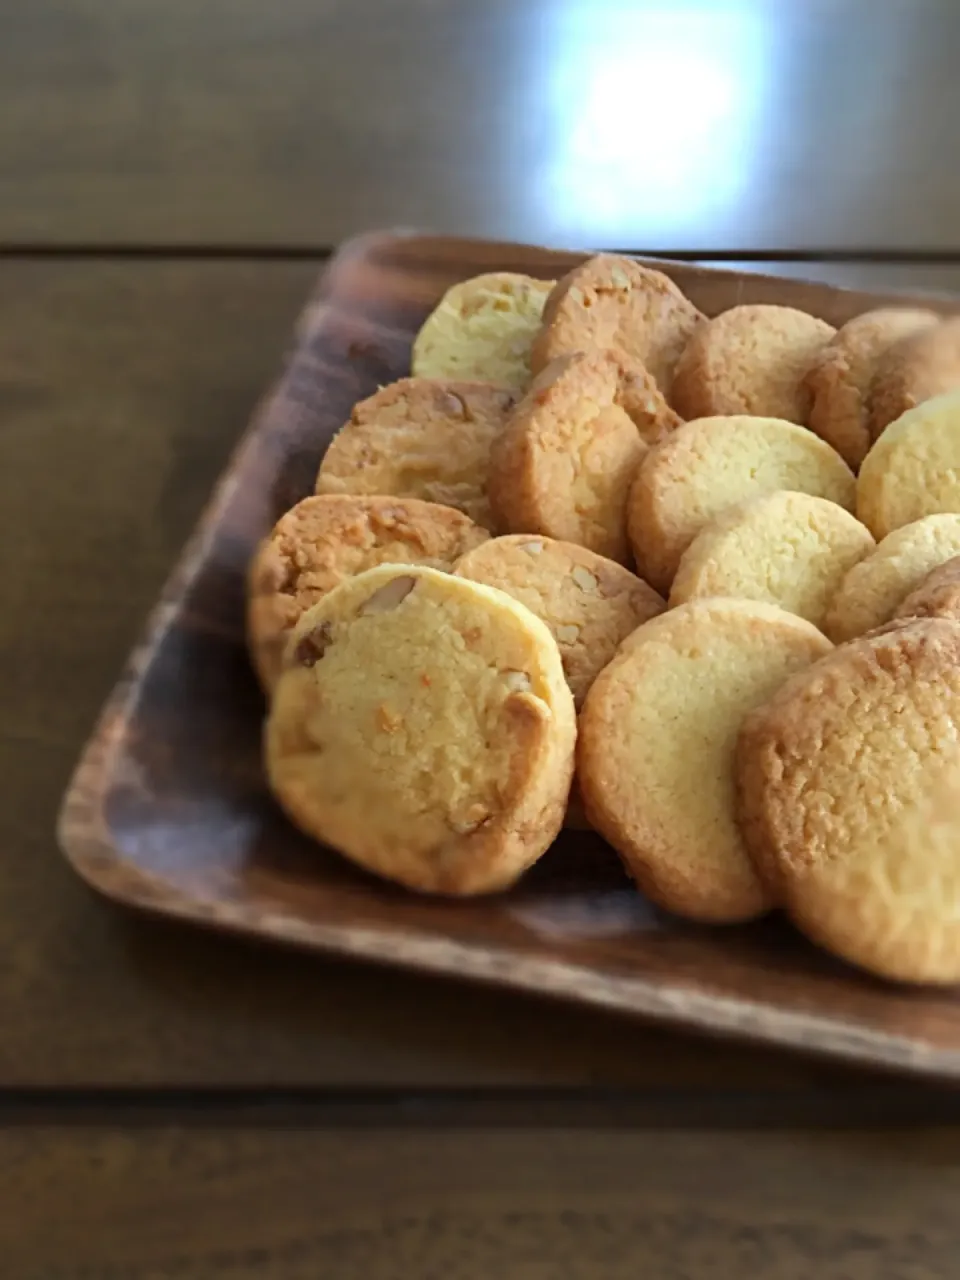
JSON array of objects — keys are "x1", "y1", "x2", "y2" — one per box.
[{"x1": 56, "y1": 228, "x2": 960, "y2": 1082}]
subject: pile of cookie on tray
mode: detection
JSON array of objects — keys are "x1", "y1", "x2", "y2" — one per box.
[{"x1": 248, "y1": 253, "x2": 960, "y2": 987}]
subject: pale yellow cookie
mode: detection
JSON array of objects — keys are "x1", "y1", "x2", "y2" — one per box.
[
  {"x1": 578, "y1": 599, "x2": 830, "y2": 923},
  {"x1": 671, "y1": 304, "x2": 835, "y2": 423},
  {"x1": 489, "y1": 351, "x2": 647, "y2": 563},
  {"x1": 411, "y1": 273, "x2": 554, "y2": 389},
  {"x1": 669, "y1": 491, "x2": 874, "y2": 629},
  {"x1": 737, "y1": 619, "x2": 960, "y2": 983},
  {"x1": 823, "y1": 514, "x2": 960, "y2": 642},
  {"x1": 895, "y1": 555, "x2": 960, "y2": 623},
  {"x1": 804, "y1": 307, "x2": 939, "y2": 469},
  {"x1": 266, "y1": 565, "x2": 576, "y2": 896},
  {"x1": 315, "y1": 377, "x2": 517, "y2": 528},
  {"x1": 454, "y1": 534, "x2": 665, "y2": 707},
  {"x1": 869, "y1": 315, "x2": 960, "y2": 439},
  {"x1": 857, "y1": 390, "x2": 960, "y2": 540},
  {"x1": 627, "y1": 415, "x2": 856, "y2": 594},
  {"x1": 531, "y1": 254, "x2": 703, "y2": 411},
  {"x1": 247, "y1": 495, "x2": 489, "y2": 692}
]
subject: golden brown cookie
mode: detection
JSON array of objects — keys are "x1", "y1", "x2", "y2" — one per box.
[
  {"x1": 804, "y1": 307, "x2": 939, "y2": 469},
  {"x1": 266, "y1": 565, "x2": 576, "y2": 896},
  {"x1": 627, "y1": 415, "x2": 856, "y2": 594},
  {"x1": 247, "y1": 494, "x2": 490, "y2": 692},
  {"x1": 869, "y1": 315, "x2": 960, "y2": 439},
  {"x1": 315, "y1": 377, "x2": 517, "y2": 528},
  {"x1": 671, "y1": 304, "x2": 835, "y2": 423},
  {"x1": 737, "y1": 618, "x2": 960, "y2": 983},
  {"x1": 531, "y1": 254, "x2": 703, "y2": 407},
  {"x1": 489, "y1": 351, "x2": 647, "y2": 563},
  {"x1": 454, "y1": 534, "x2": 664, "y2": 707},
  {"x1": 895, "y1": 555, "x2": 960, "y2": 623},
  {"x1": 411, "y1": 273, "x2": 554, "y2": 389},
  {"x1": 856, "y1": 389, "x2": 960, "y2": 540},
  {"x1": 823, "y1": 514, "x2": 960, "y2": 642},
  {"x1": 669, "y1": 491, "x2": 874, "y2": 629},
  {"x1": 578, "y1": 599, "x2": 830, "y2": 923}
]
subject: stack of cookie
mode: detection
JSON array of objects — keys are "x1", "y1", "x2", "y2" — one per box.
[{"x1": 252, "y1": 257, "x2": 960, "y2": 986}]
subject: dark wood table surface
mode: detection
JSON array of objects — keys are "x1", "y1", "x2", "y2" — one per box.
[{"x1": 4, "y1": 1, "x2": 960, "y2": 1275}]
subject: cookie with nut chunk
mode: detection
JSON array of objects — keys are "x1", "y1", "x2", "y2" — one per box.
[
  {"x1": 316, "y1": 377, "x2": 517, "y2": 529},
  {"x1": 247, "y1": 494, "x2": 489, "y2": 692},
  {"x1": 266, "y1": 565, "x2": 576, "y2": 896},
  {"x1": 455, "y1": 534, "x2": 664, "y2": 708}
]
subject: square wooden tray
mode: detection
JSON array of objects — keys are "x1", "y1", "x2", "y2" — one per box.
[{"x1": 58, "y1": 230, "x2": 960, "y2": 1081}]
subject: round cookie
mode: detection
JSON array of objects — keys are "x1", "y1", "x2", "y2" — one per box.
[
  {"x1": 266, "y1": 565, "x2": 576, "y2": 896},
  {"x1": 627, "y1": 415, "x2": 856, "y2": 594},
  {"x1": 804, "y1": 307, "x2": 939, "y2": 469},
  {"x1": 489, "y1": 351, "x2": 647, "y2": 564},
  {"x1": 530, "y1": 254, "x2": 703, "y2": 406},
  {"x1": 669, "y1": 491, "x2": 874, "y2": 629},
  {"x1": 411, "y1": 273, "x2": 554, "y2": 389},
  {"x1": 454, "y1": 534, "x2": 665, "y2": 707},
  {"x1": 868, "y1": 315, "x2": 960, "y2": 439},
  {"x1": 315, "y1": 377, "x2": 517, "y2": 529},
  {"x1": 895, "y1": 555, "x2": 960, "y2": 623},
  {"x1": 856, "y1": 389, "x2": 960, "y2": 540},
  {"x1": 577, "y1": 599, "x2": 831, "y2": 923},
  {"x1": 671, "y1": 304, "x2": 835, "y2": 423},
  {"x1": 823, "y1": 514, "x2": 960, "y2": 642},
  {"x1": 736, "y1": 618, "x2": 960, "y2": 983},
  {"x1": 247, "y1": 494, "x2": 489, "y2": 692}
]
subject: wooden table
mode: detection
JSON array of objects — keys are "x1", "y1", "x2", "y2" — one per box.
[{"x1": 4, "y1": 2, "x2": 960, "y2": 1274}]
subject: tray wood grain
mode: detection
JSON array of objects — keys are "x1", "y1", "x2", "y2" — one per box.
[{"x1": 58, "y1": 231, "x2": 960, "y2": 1080}]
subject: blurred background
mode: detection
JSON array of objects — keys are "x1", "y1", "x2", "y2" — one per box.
[{"x1": 4, "y1": 0, "x2": 959, "y2": 255}]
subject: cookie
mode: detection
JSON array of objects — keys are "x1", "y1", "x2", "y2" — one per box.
[
  {"x1": 669, "y1": 491, "x2": 874, "y2": 629},
  {"x1": 531, "y1": 254, "x2": 703, "y2": 407},
  {"x1": 266, "y1": 565, "x2": 576, "y2": 896},
  {"x1": 627, "y1": 415, "x2": 856, "y2": 594},
  {"x1": 804, "y1": 307, "x2": 939, "y2": 469},
  {"x1": 737, "y1": 618, "x2": 960, "y2": 983},
  {"x1": 823, "y1": 514, "x2": 960, "y2": 642},
  {"x1": 895, "y1": 555, "x2": 960, "y2": 623},
  {"x1": 454, "y1": 534, "x2": 665, "y2": 707},
  {"x1": 869, "y1": 315, "x2": 960, "y2": 439},
  {"x1": 411, "y1": 273, "x2": 554, "y2": 389},
  {"x1": 856, "y1": 389, "x2": 960, "y2": 540},
  {"x1": 315, "y1": 377, "x2": 517, "y2": 528},
  {"x1": 577, "y1": 599, "x2": 830, "y2": 923},
  {"x1": 489, "y1": 351, "x2": 648, "y2": 563},
  {"x1": 247, "y1": 494, "x2": 490, "y2": 692},
  {"x1": 671, "y1": 304, "x2": 835, "y2": 423}
]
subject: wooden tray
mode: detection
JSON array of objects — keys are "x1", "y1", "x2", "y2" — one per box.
[{"x1": 59, "y1": 230, "x2": 960, "y2": 1081}]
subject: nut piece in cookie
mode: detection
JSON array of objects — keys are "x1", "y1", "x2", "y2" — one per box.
[
  {"x1": 578, "y1": 599, "x2": 830, "y2": 923},
  {"x1": 895, "y1": 555, "x2": 960, "y2": 623},
  {"x1": 737, "y1": 618, "x2": 960, "y2": 983},
  {"x1": 531, "y1": 254, "x2": 703, "y2": 409},
  {"x1": 857, "y1": 389, "x2": 960, "y2": 540},
  {"x1": 266, "y1": 565, "x2": 576, "y2": 896},
  {"x1": 669, "y1": 490, "x2": 874, "y2": 630},
  {"x1": 671, "y1": 304, "x2": 835, "y2": 423},
  {"x1": 315, "y1": 377, "x2": 517, "y2": 529},
  {"x1": 823, "y1": 513, "x2": 960, "y2": 642},
  {"x1": 489, "y1": 351, "x2": 647, "y2": 564},
  {"x1": 411, "y1": 273, "x2": 555, "y2": 389},
  {"x1": 455, "y1": 534, "x2": 665, "y2": 707},
  {"x1": 869, "y1": 315, "x2": 960, "y2": 439},
  {"x1": 248, "y1": 494, "x2": 489, "y2": 692},
  {"x1": 804, "y1": 307, "x2": 939, "y2": 470},
  {"x1": 627, "y1": 415, "x2": 855, "y2": 595}
]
